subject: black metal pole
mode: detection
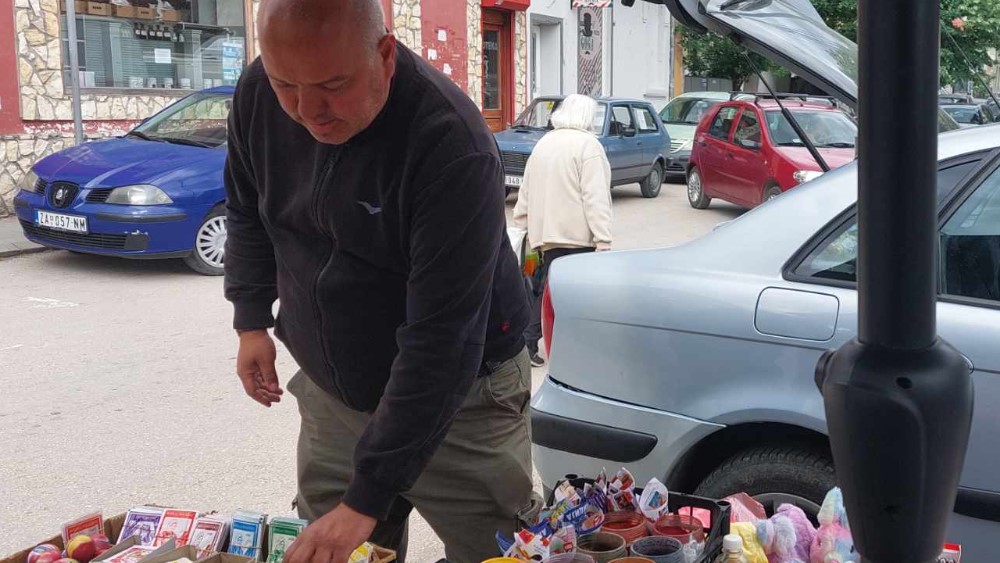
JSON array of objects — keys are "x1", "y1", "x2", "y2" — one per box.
[{"x1": 815, "y1": 1, "x2": 974, "y2": 562}]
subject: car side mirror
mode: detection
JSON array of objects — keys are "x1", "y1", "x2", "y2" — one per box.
[
  {"x1": 609, "y1": 122, "x2": 624, "y2": 137},
  {"x1": 739, "y1": 138, "x2": 761, "y2": 150},
  {"x1": 623, "y1": 126, "x2": 637, "y2": 138}
]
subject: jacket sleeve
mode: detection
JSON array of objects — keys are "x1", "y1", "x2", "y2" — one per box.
[
  {"x1": 341, "y1": 152, "x2": 507, "y2": 520},
  {"x1": 223, "y1": 86, "x2": 278, "y2": 330},
  {"x1": 579, "y1": 142, "x2": 613, "y2": 249}
]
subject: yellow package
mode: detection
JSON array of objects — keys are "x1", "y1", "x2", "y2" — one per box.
[
  {"x1": 348, "y1": 543, "x2": 374, "y2": 563},
  {"x1": 730, "y1": 522, "x2": 769, "y2": 563}
]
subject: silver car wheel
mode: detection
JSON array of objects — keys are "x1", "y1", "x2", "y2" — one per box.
[
  {"x1": 688, "y1": 170, "x2": 703, "y2": 203},
  {"x1": 196, "y1": 215, "x2": 227, "y2": 268}
]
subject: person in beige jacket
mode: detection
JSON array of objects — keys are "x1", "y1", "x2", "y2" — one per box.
[{"x1": 512, "y1": 93, "x2": 612, "y2": 366}]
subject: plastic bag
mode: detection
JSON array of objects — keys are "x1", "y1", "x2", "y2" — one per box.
[
  {"x1": 724, "y1": 492, "x2": 767, "y2": 523},
  {"x1": 508, "y1": 227, "x2": 528, "y2": 267}
]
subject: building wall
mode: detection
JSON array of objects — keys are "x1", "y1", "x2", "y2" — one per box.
[
  {"x1": 0, "y1": 0, "x2": 530, "y2": 214},
  {"x1": 525, "y1": 1, "x2": 673, "y2": 110}
]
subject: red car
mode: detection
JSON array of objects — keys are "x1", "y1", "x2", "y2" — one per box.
[{"x1": 686, "y1": 97, "x2": 857, "y2": 209}]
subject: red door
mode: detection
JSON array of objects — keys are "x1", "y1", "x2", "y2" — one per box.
[
  {"x1": 482, "y1": 9, "x2": 513, "y2": 132},
  {"x1": 727, "y1": 107, "x2": 771, "y2": 206},
  {"x1": 698, "y1": 105, "x2": 739, "y2": 195}
]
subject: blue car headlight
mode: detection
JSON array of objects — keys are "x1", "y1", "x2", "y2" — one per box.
[
  {"x1": 17, "y1": 169, "x2": 39, "y2": 193},
  {"x1": 106, "y1": 184, "x2": 173, "y2": 205}
]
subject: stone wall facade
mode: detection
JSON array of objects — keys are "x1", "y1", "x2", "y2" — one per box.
[
  {"x1": 466, "y1": 0, "x2": 483, "y2": 109},
  {"x1": 393, "y1": 0, "x2": 423, "y2": 54},
  {"x1": 514, "y1": 10, "x2": 528, "y2": 116}
]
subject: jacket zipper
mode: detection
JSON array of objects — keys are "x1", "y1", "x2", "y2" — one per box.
[{"x1": 311, "y1": 146, "x2": 351, "y2": 407}]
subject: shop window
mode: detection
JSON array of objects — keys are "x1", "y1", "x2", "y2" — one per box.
[{"x1": 59, "y1": 0, "x2": 247, "y2": 92}]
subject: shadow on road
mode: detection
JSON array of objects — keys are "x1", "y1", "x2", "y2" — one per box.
[{"x1": 31, "y1": 250, "x2": 199, "y2": 277}]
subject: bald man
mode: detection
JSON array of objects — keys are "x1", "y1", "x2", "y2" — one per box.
[{"x1": 222, "y1": 0, "x2": 535, "y2": 562}]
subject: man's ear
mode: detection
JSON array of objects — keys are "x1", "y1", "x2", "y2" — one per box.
[{"x1": 378, "y1": 34, "x2": 397, "y2": 74}]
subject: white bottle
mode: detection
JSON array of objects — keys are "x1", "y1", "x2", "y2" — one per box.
[{"x1": 713, "y1": 534, "x2": 750, "y2": 563}]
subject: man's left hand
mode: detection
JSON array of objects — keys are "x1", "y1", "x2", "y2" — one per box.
[{"x1": 283, "y1": 504, "x2": 377, "y2": 563}]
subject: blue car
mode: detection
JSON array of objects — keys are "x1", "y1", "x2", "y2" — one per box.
[
  {"x1": 494, "y1": 96, "x2": 672, "y2": 199},
  {"x1": 13, "y1": 87, "x2": 234, "y2": 275}
]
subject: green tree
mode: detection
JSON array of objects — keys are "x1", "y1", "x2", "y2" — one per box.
[
  {"x1": 680, "y1": 0, "x2": 1000, "y2": 90},
  {"x1": 812, "y1": 0, "x2": 1000, "y2": 88},
  {"x1": 679, "y1": 27, "x2": 771, "y2": 90}
]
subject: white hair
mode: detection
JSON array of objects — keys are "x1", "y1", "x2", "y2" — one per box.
[{"x1": 550, "y1": 94, "x2": 598, "y2": 131}]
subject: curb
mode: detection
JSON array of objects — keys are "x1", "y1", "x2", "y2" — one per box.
[{"x1": 0, "y1": 245, "x2": 49, "y2": 259}]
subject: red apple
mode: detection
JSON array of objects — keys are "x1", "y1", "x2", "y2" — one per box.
[
  {"x1": 66, "y1": 536, "x2": 97, "y2": 563},
  {"x1": 27, "y1": 546, "x2": 62, "y2": 563},
  {"x1": 91, "y1": 535, "x2": 112, "y2": 554}
]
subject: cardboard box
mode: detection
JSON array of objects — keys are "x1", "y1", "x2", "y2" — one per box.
[
  {"x1": 114, "y1": 4, "x2": 137, "y2": 18},
  {"x1": 60, "y1": 0, "x2": 88, "y2": 13},
  {"x1": 92, "y1": 537, "x2": 176, "y2": 563},
  {"x1": 86, "y1": 1, "x2": 112, "y2": 16},
  {"x1": 139, "y1": 545, "x2": 200, "y2": 563},
  {"x1": 1, "y1": 514, "x2": 127, "y2": 563},
  {"x1": 159, "y1": 8, "x2": 180, "y2": 22},
  {"x1": 195, "y1": 554, "x2": 254, "y2": 563},
  {"x1": 135, "y1": 7, "x2": 155, "y2": 19}
]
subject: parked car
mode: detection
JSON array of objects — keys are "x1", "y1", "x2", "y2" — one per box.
[
  {"x1": 495, "y1": 96, "x2": 672, "y2": 199},
  {"x1": 941, "y1": 103, "x2": 996, "y2": 128},
  {"x1": 686, "y1": 96, "x2": 857, "y2": 209},
  {"x1": 657, "y1": 91, "x2": 750, "y2": 180},
  {"x1": 13, "y1": 87, "x2": 233, "y2": 275},
  {"x1": 531, "y1": 0, "x2": 1000, "y2": 558},
  {"x1": 940, "y1": 93, "x2": 974, "y2": 105}
]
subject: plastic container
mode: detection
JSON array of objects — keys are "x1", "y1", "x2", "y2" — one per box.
[
  {"x1": 577, "y1": 532, "x2": 628, "y2": 563},
  {"x1": 481, "y1": 559, "x2": 522, "y2": 563},
  {"x1": 543, "y1": 553, "x2": 598, "y2": 563},
  {"x1": 711, "y1": 535, "x2": 749, "y2": 563},
  {"x1": 609, "y1": 558, "x2": 656, "y2": 563},
  {"x1": 651, "y1": 513, "x2": 706, "y2": 544},
  {"x1": 630, "y1": 536, "x2": 684, "y2": 563},
  {"x1": 601, "y1": 511, "x2": 648, "y2": 545},
  {"x1": 545, "y1": 477, "x2": 732, "y2": 563}
]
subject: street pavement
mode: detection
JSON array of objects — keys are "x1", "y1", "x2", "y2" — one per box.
[{"x1": 0, "y1": 182, "x2": 741, "y2": 560}]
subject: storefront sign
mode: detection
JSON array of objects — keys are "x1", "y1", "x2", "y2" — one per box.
[{"x1": 577, "y1": 5, "x2": 603, "y2": 97}]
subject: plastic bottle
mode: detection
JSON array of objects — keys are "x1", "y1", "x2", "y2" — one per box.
[{"x1": 713, "y1": 534, "x2": 749, "y2": 563}]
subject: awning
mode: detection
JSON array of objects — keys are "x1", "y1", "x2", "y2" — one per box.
[
  {"x1": 572, "y1": 0, "x2": 611, "y2": 7},
  {"x1": 481, "y1": 0, "x2": 531, "y2": 11}
]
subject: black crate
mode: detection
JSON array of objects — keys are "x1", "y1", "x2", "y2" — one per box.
[{"x1": 545, "y1": 476, "x2": 732, "y2": 563}]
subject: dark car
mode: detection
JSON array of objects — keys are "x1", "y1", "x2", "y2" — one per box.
[
  {"x1": 686, "y1": 96, "x2": 857, "y2": 209},
  {"x1": 494, "y1": 96, "x2": 672, "y2": 199},
  {"x1": 942, "y1": 103, "x2": 996, "y2": 128}
]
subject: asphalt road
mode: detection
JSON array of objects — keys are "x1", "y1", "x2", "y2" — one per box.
[{"x1": 0, "y1": 181, "x2": 742, "y2": 560}]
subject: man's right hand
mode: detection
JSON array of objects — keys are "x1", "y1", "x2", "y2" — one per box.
[{"x1": 236, "y1": 329, "x2": 283, "y2": 407}]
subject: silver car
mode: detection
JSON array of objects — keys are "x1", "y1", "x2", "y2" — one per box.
[{"x1": 531, "y1": 1, "x2": 1000, "y2": 559}]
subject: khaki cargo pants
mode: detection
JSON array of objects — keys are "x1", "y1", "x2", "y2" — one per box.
[{"x1": 287, "y1": 349, "x2": 538, "y2": 563}]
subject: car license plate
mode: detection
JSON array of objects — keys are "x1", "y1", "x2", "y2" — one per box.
[
  {"x1": 36, "y1": 210, "x2": 88, "y2": 233},
  {"x1": 505, "y1": 175, "x2": 523, "y2": 187}
]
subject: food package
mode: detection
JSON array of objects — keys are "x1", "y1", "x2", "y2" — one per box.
[{"x1": 638, "y1": 478, "x2": 670, "y2": 522}]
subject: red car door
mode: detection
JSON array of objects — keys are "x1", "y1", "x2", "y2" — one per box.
[
  {"x1": 726, "y1": 107, "x2": 771, "y2": 206},
  {"x1": 696, "y1": 105, "x2": 740, "y2": 195}
]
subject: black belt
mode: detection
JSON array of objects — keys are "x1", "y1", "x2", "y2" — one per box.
[{"x1": 479, "y1": 358, "x2": 506, "y2": 378}]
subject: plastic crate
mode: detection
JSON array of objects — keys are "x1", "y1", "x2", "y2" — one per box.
[{"x1": 546, "y1": 476, "x2": 731, "y2": 563}]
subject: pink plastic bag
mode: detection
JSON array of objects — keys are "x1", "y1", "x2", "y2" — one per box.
[{"x1": 724, "y1": 493, "x2": 767, "y2": 523}]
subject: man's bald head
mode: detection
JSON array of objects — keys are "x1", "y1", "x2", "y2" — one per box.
[
  {"x1": 257, "y1": 0, "x2": 396, "y2": 144},
  {"x1": 259, "y1": 0, "x2": 385, "y2": 54}
]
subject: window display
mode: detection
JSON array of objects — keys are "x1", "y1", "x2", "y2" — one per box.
[{"x1": 59, "y1": 0, "x2": 247, "y2": 91}]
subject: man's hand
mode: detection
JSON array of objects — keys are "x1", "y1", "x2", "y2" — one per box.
[
  {"x1": 236, "y1": 329, "x2": 283, "y2": 407},
  {"x1": 284, "y1": 504, "x2": 377, "y2": 563}
]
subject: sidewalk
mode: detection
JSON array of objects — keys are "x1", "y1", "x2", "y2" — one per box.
[{"x1": 0, "y1": 216, "x2": 45, "y2": 259}]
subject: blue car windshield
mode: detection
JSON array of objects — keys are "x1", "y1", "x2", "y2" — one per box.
[{"x1": 132, "y1": 92, "x2": 232, "y2": 148}]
